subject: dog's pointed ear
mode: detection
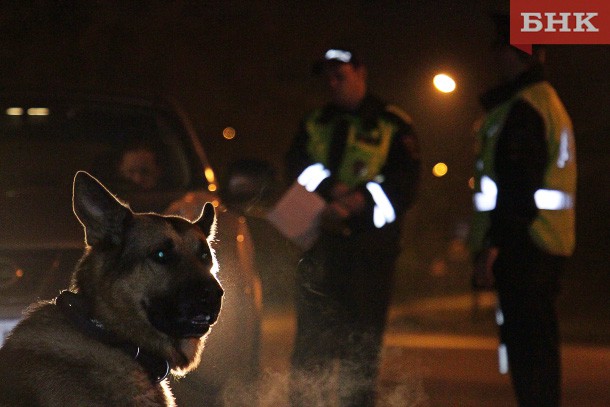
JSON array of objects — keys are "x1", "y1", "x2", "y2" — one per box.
[
  {"x1": 72, "y1": 171, "x2": 132, "y2": 247},
  {"x1": 194, "y1": 202, "x2": 216, "y2": 239}
]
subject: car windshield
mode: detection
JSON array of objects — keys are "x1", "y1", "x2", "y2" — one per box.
[{"x1": 0, "y1": 99, "x2": 198, "y2": 193}]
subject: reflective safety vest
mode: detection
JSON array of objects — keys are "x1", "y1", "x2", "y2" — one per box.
[
  {"x1": 301, "y1": 105, "x2": 408, "y2": 228},
  {"x1": 469, "y1": 81, "x2": 577, "y2": 256},
  {"x1": 304, "y1": 108, "x2": 398, "y2": 188}
]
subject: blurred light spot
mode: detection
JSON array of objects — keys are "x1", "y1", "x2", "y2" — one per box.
[
  {"x1": 27, "y1": 107, "x2": 50, "y2": 116},
  {"x1": 447, "y1": 239, "x2": 469, "y2": 262},
  {"x1": 204, "y1": 167, "x2": 216, "y2": 183},
  {"x1": 223, "y1": 127, "x2": 236, "y2": 140},
  {"x1": 468, "y1": 177, "x2": 475, "y2": 189},
  {"x1": 236, "y1": 234, "x2": 245, "y2": 243},
  {"x1": 430, "y1": 258, "x2": 447, "y2": 277},
  {"x1": 433, "y1": 74, "x2": 456, "y2": 93},
  {"x1": 211, "y1": 199, "x2": 220, "y2": 207},
  {"x1": 238, "y1": 216, "x2": 246, "y2": 224},
  {"x1": 184, "y1": 192, "x2": 195, "y2": 203},
  {"x1": 208, "y1": 184, "x2": 217, "y2": 192},
  {"x1": 15, "y1": 269, "x2": 24, "y2": 278},
  {"x1": 432, "y1": 162, "x2": 448, "y2": 177},
  {"x1": 6, "y1": 107, "x2": 24, "y2": 116}
]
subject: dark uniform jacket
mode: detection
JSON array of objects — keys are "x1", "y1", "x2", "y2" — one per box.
[{"x1": 479, "y1": 67, "x2": 549, "y2": 250}]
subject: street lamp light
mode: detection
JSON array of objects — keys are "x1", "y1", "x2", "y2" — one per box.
[
  {"x1": 433, "y1": 73, "x2": 456, "y2": 93},
  {"x1": 223, "y1": 126, "x2": 236, "y2": 140},
  {"x1": 432, "y1": 162, "x2": 448, "y2": 177}
]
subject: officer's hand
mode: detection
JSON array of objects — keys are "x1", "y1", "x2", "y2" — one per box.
[
  {"x1": 337, "y1": 191, "x2": 366, "y2": 214},
  {"x1": 320, "y1": 202, "x2": 351, "y2": 236},
  {"x1": 330, "y1": 182, "x2": 350, "y2": 200},
  {"x1": 322, "y1": 202, "x2": 350, "y2": 221},
  {"x1": 472, "y1": 247, "x2": 499, "y2": 290}
]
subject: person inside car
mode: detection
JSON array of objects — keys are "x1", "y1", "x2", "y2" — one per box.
[{"x1": 116, "y1": 142, "x2": 163, "y2": 191}]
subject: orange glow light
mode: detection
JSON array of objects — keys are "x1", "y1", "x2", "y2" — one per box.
[
  {"x1": 432, "y1": 162, "x2": 448, "y2": 177},
  {"x1": 223, "y1": 127, "x2": 236, "y2": 140},
  {"x1": 433, "y1": 74, "x2": 456, "y2": 93},
  {"x1": 204, "y1": 167, "x2": 215, "y2": 183}
]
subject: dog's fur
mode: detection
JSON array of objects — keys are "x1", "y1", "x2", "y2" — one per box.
[{"x1": 0, "y1": 172, "x2": 223, "y2": 406}]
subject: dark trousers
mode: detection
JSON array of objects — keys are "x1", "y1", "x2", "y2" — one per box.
[
  {"x1": 494, "y1": 238, "x2": 565, "y2": 407},
  {"x1": 290, "y1": 232, "x2": 397, "y2": 407}
]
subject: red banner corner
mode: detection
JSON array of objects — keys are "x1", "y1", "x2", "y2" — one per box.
[{"x1": 512, "y1": 44, "x2": 533, "y2": 54}]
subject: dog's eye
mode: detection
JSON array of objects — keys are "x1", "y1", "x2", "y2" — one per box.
[
  {"x1": 151, "y1": 249, "x2": 174, "y2": 264},
  {"x1": 198, "y1": 244, "x2": 211, "y2": 263}
]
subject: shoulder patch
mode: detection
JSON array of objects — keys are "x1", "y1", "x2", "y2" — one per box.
[{"x1": 385, "y1": 104, "x2": 413, "y2": 125}]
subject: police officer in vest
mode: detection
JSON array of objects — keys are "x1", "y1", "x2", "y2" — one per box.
[
  {"x1": 285, "y1": 48, "x2": 420, "y2": 406},
  {"x1": 469, "y1": 15, "x2": 576, "y2": 407}
]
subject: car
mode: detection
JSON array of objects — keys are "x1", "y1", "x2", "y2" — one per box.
[{"x1": 0, "y1": 91, "x2": 262, "y2": 406}]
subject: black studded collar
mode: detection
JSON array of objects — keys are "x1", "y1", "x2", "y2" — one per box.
[{"x1": 55, "y1": 291, "x2": 170, "y2": 384}]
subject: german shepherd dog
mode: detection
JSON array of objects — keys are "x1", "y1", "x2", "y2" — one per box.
[{"x1": 0, "y1": 172, "x2": 223, "y2": 406}]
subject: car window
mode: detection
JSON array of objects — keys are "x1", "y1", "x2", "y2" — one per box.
[{"x1": 0, "y1": 101, "x2": 195, "y2": 192}]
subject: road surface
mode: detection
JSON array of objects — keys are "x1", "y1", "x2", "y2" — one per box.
[{"x1": 249, "y1": 294, "x2": 610, "y2": 407}]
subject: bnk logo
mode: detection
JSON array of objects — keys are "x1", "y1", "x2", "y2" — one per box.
[
  {"x1": 510, "y1": 0, "x2": 610, "y2": 53},
  {"x1": 521, "y1": 13, "x2": 599, "y2": 32}
]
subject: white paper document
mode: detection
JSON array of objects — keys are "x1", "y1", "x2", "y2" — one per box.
[{"x1": 266, "y1": 182, "x2": 327, "y2": 251}]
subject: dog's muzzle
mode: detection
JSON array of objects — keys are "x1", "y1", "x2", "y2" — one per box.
[{"x1": 146, "y1": 279, "x2": 224, "y2": 339}]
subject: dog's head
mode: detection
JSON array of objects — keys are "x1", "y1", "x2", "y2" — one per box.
[{"x1": 71, "y1": 171, "x2": 223, "y2": 373}]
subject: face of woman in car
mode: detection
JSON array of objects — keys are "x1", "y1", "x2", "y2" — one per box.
[{"x1": 118, "y1": 148, "x2": 162, "y2": 191}]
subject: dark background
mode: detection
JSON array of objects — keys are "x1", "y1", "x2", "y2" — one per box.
[{"x1": 1, "y1": 1, "x2": 608, "y2": 323}]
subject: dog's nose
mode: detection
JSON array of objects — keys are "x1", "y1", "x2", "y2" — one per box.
[
  {"x1": 179, "y1": 282, "x2": 223, "y2": 324},
  {"x1": 188, "y1": 280, "x2": 223, "y2": 311},
  {"x1": 205, "y1": 283, "x2": 223, "y2": 301}
]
